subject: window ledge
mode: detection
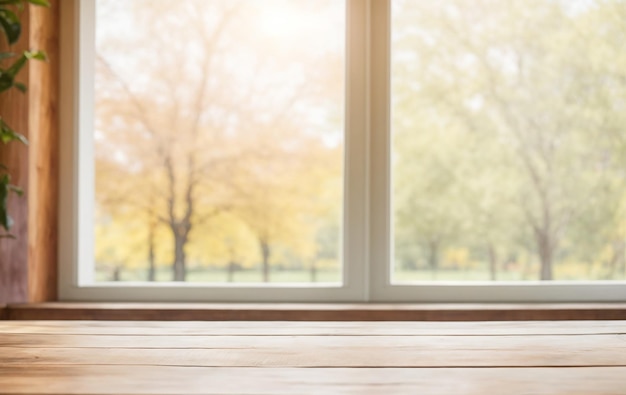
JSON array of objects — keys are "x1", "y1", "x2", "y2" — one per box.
[{"x1": 4, "y1": 302, "x2": 626, "y2": 321}]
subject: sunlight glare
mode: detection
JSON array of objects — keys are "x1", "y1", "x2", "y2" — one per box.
[{"x1": 256, "y1": 2, "x2": 312, "y2": 40}]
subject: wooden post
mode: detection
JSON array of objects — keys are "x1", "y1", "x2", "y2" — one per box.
[{"x1": 28, "y1": 0, "x2": 59, "y2": 302}]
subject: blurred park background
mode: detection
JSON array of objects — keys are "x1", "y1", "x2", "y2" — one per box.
[{"x1": 94, "y1": 0, "x2": 626, "y2": 283}]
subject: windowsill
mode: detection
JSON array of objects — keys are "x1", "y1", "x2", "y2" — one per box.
[{"x1": 3, "y1": 302, "x2": 626, "y2": 321}]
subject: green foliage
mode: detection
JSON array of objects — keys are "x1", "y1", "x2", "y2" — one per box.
[
  {"x1": 0, "y1": 117, "x2": 27, "y2": 144},
  {"x1": 392, "y1": 0, "x2": 626, "y2": 281},
  {"x1": 0, "y1": 170, "x2": 22, "y2": 236},
  {"x1": 0, "y1": 8, "x2": 20, "y2": 44},
  {"x1": 0, "y1": 0, "x2": 48, "y2": 235},
  {"x1": 0, "y1": 49, "x2": 46, "y2": 92}
]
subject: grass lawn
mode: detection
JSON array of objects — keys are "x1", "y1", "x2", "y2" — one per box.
[{"x1": 96, "y1": 261, "x2": 626, "y2": 283}]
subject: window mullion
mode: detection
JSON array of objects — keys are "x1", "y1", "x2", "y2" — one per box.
[
  {"x1": 368, "y1": 0, "x2": 392, "y2": 302},
  {"x1": 343, "y1": 0, "x2": 370, "y2": 301}
]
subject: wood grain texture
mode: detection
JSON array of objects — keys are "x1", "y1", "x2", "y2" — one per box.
[
  {"x1": 27, "y1": 0, "x2": 59, "y2": 303},
  {"x1": 0, "y1": 6, "x2": 30, "y2": 304},
  {"x1": 3, "y1": 338, "x2": 625, "y2": 367},
  {"x1": 1, "y1": 320, "x2": 626, "y2": 394},
  {"x1": 7, "y1": 302, "x2": 626, "y2": 321},
  {"x1": 1, "y1": 366, "x2": 625, "y2": 395},
  {"x1": 0, "y1": 321, "x2": 626, "y2": 395},
  {"x1": 1, "y1": 334, "x2": 626, "y2": 367},
  {"x1": 2, "y1": 320, "x2": 625, "y2": 335}
]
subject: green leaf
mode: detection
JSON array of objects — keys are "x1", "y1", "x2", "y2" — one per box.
[
  {"x1": 0, "y1": 71, "x2": 13, "y2": 92},
  {"x1": 0, "y1": 8, "x2": 20, "y2": 45},
  {"x1": 5, "y1": 51, "x2": 28, "y2": 76},
  {"x1": 0, "y1": 50, "x2": 46, "y2": 92},
  {"x1": 24, "y1": 49, "x2": 46, "y2": 61},
  {"x1": 8, "y1": 184, "x2": 22, "y2": 196},
  {"x1": 13, "y1": 81, "x2": 25, "y2": 92},
  {"x1": 0, "y1": 173, "x2": 13, "y2": 231},
  {"x1": 0, "y1": 49, "x2": 47, "y2": 92},
  {"x1": 0, "y1": 129, "x2": 27, "y2": 144},
  {"x1": 0, "y1": 117, "x2": 28, "y2": 144},
  {"x1": 0, "y1": 154, "x2": 24, "y2": 232},
  {"x1": 0, "y1": 1, "x2": 22, "y2": 5}
]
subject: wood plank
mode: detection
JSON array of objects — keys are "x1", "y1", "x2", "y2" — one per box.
[
  {"x1": 0, "y1": 3, "x2": 30, "y2": 304},
  {"x1": 1, "y1": 332, "x2": 625, "y2": 355},
  {"x1": 27, "y1": 0, "x2": 60, "y2": 303},
  {"x1": 2, "y1": 333, "x2": 626, "y2": 367},
  {"x1": 1, "y1": 366, "x2": 626, "y2": 394},
  {"x1": 2, "y1": 321, "x2": 626, "y2": 393},
  {"x1": 1, "y1": 320, "x2": 625, "y2": 335},
  {"x1": 7, "y1": 302, "x2": 626, "y2": 321}
]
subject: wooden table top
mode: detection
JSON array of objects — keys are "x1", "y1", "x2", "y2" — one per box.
[{"x1": 1, "y1": 320, "x2": 626, "y2": 394}]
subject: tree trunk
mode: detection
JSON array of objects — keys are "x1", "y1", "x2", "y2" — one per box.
[
  {"x1": 521, "y1": 255, "x2": 531, "y2": 280},
  {"x1": 607, "y1": 241, "x2": 625, "y2": 280},
  {"x1": 310, "y1": 260, "x2": 317, "y2": 282},
  {"x1": 260, "y1": 240, "x2": 271, "y2": 282},
  {"x1": 487, "y1": 243, "x2": 497, "y2": 281},
  {"x1": 112, "y1": 265, "x2": 121, "y2": 281},
  {"x1": 536, "y1": 231, "x2": 553, "y2": 281},
  {"x1": 147, "y1": 221, "x2": 156, "y2": 282},
  {"x1": 428, "y1": 240, "x2": 439, "y2": 280},
  {"x1": 227, "y1": 260, "x2": 236, "y2": 282},
  {"x1": 173, "y1": 231, "x2": 187, "y2": 282}
]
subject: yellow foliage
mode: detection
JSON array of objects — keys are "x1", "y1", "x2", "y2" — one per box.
[
  {"x1": 443, "y1": 247, "x2": 470, "y2": 268},
  {"x1": 187, "y1": 213, "x2": 258, "y2": 270},
  {"x1": 95, "y1": 207, "x2": 172, "y2": 272}
]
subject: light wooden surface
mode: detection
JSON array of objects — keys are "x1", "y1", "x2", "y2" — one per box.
[
  {"x1": 28, "y1": 0, "x2": 60, "y2": 303},
  {"x1": 1, "y1": 320, "x2": 626, "y2": 394},
  {"x1": 7, "y1": 302, "x2": 626, "y2": 321}
]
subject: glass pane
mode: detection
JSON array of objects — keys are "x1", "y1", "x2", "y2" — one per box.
[
  {"x1": 94, "y1": 0, "x2": 345, "y2": 283},
  {"x1": 392, "y1": 0, "x2": 626, "y2": 282}
]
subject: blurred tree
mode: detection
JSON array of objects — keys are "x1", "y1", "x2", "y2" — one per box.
[
  {"x1": 392, "y1": 0, "x2": 626, "y2": 281},
  {"x1": 94, "y1": 0, "x2": 344, "y2": 282}
]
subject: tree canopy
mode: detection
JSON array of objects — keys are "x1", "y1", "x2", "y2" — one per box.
[{"x1": 392, "y1": 0, "x2": 626, "y2": 281}]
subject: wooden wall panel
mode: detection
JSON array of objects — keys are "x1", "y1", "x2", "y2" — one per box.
[
  {"x1": 0, "y1": 1, "x2": 60, "y2": 303},
  {"x1": 28, "y1": 1, "x2": 59, "y2": 302},
  {"x1": 0, "y1": 7, "x2": 30, "y2": 303}
]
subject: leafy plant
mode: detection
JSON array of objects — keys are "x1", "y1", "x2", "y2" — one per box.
[{"x1": 0, "y1": 0, "x2": 48, "y2": 237}]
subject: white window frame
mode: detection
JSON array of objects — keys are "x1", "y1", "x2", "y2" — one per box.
[{"x1": 59, "y1": 0, "x2": 626, "y2": 302}]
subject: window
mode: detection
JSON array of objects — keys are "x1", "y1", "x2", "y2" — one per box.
[
  {"x1": 59, "y1": 0, "x2": 626, "y2": 302},
  {"x1": 93, "y1": 0, "x2": 345, "y2": 287}
]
